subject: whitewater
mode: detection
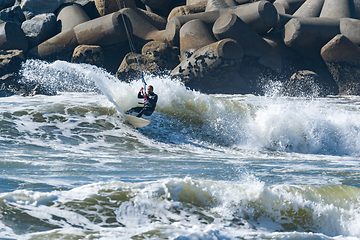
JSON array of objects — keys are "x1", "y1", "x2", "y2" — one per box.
[{"x1": 0, "y1": 59, "x2": 360, "y2": 239}]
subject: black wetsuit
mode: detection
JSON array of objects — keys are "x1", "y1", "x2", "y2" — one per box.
[{"x1": 126, "y1": 91, "x2": 158, "y2": 117}]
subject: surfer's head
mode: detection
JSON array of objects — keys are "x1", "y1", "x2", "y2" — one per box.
[{"x1": 147, "y1": 85, "x2": 154, "y2": 93}]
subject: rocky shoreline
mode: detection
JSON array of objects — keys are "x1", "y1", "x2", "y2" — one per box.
[{"x1": 1, "y1": 0, "x2": 360, "y2": 97}]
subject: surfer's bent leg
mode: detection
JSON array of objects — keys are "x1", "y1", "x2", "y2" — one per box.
[
  {"x1": 126, "y1": 107, "x2": 143, "y2": 115},
  {"x1": 136, "y1": 108, "x2": 145, "y2": 117},
  {"x1": 136, "y1": 108, "x2": 154, "y2": 118}
]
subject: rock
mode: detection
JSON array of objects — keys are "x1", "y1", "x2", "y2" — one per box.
[
  {"x1": 321, "y1": 34, "x2": 360, "y2": 95},
  {"x1": 21, "y1": 0, "x2": 65, "y2": 16},
  {"x1": 21, "y1": 13, "x2": 57, "y2": 48},
  {"x1": 0, "y1": 22, "x2": 28, "y2": 51},
  {"x1": 142, "y1": 40, "x2": 179, "y2": 70},
  {"x1": 0, "y1": 72, "x2": 56, "y2": 96},
  {"x1": 102, "y1": 42, "x2": 130, "y2": 74},
  {"x1": 71, "y1": 45, "x2": 104, "y2": 67},
  {"x1": 0, "y1": 5, "x2": 26, "y2": 25},
  {"x1": 116, "y1": 52, "x2": 159, "y2": 80},
  {"x1": 0, "y1": 0, "x2": 15, "y2": 11},
  {"x1": 167, "y1": 4, "x2": 206, "y2": 21},
  {"x1": 205, "y1": 0, "x2": 236, "y2": 12},
  {"x1": 285, "y1": 70, "x2": 322, "y2": 97},
  {"x1": 171, "y1": 38, "x2": 243, "y2": 81},
  {"x1": 0, "y1": 49, "x2": 24, "y2": 76},
  {"x1": 186, "y1": 0, "x2": 207, "y2": 6},
  {"x1": 94, "y1": 0, "x2": 119, "y2": 16},
  {"x1": 81, "y1": 0, "x2": 101, "y2": 19},
  {"x1": 200, "y1": 71, "x2": 251, "y2": 94},
  {"x1": 0, "y1": 73, "x2": 20, "y2": 97}
]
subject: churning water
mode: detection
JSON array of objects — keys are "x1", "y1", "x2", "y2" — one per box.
[{"x1": 1, "y1": 60, "x2": 360, "y2": 239}]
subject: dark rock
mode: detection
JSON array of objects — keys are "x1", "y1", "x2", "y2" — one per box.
[
  {"x1": 0, "y1": 49, "x2": 25, "y2": 76},
  {"x1": 0, "y1": 22, "x2": 28, "y2": 51},
  {"x1": 171, "y1": 39, "x2": 244, "y2": 89},
  {"x1": 81, "y1": 0, "x2": 101, "y2": 19},
  {"x1": 205, "y1": 0, "x2": 236, "y2": 12},
  {"x1": 0, "y1": 5, "x2": 26, "y2": 25},
  {"x1": 94, "y1": 0, "x2": 119, "y2": 16},
  {"x1": 0, "y1": 73, "x2": 55, "y2": 97},
  {"x1": 116, "y1": 52, "x2": 159, "y2": 80},
  {"x1": 167, "y1": 4, "x2": 206, "y2": 21},
  {"x1": 142, "y1": 40, "x2": 179, "y2": 70},
  {"x1": 102, "y1": 42, "x2": 130, "y2": 74},
  {"x1": 188, "y1": 70, "x2": 251, "y2": 94},
  {"x1": 0, "y1": 73, "x2": 22, "y2": 97},
  {"x1": 0, "y1": 0, "x2": 15, "y2": 11},
  {"x1": 321, "y1": 34, "x2": 360, "y2": 95},
  {"x1": 285, "y1": 70, "x2": 322, "y2": 97},
  {"x1": 20, "y1": 0, "x2": 64, "y2": 16},
  {"x1": 71, "y1": 45, "x2": 104, "y2": 67},
  {"x1": 21, "y1": 13, "x2": 57, "y2": 48}
]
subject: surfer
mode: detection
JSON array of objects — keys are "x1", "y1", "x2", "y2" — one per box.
[{"x1": 126, "y1": 85, "x2": 158, "y2": 118}]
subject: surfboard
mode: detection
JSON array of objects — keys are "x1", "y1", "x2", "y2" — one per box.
[
  {"x1": 108, "y1": 99, "x2": 150, "y2": 128},
  {"x1": 124, "y1": 114, "x2": 150, "y2": 128}
]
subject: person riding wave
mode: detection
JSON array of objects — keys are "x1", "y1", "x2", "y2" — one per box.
[{"x1": 126, "y1": 85, "x2": 158, "y2": 118}]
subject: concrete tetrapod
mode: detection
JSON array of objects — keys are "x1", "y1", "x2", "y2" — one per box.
[
  {"x1": 57, "y1": 3, "x2": 90, "y2": 32},
  {"x1": 119, "y1": 8, "x2": 176, "y2": 44},
  {"x1": 166, "y1": 0, "x2": 278, "y2": 39},
  {"x1": 340, "y1": 18, "x2": 360, "y2": 45},
  {"x1": 273, "y1": 0, "x2": 306, "y2": 15},
  {"x1": 213, "y1": 13, "x2": 281, "y2": 72},
  {"x1": 180, "y1": 19, "x2": 216, "y2": 61},
  {"x1": 283, "y1": 17, "x2": 340, "y2": 59},
  {"x1": 293, "y1": 0, "x2": 325, "y2": 17},
  {"x1": 171, "y1": 38, "x2": 243, "y2": 79},
  {"x1": 29, "y1": 11, "x2": 131, "y2": 58},
  {"x1": 319, "y1": 0, "x2": 356, "y2": 19},
  {"x1": 321, "y1": 34, "x2": 360, "y2": 95}
]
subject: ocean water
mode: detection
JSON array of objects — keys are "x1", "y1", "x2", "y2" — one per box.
[{"x1": 1, "y1": 60, "x2": 360, "y2": 240}]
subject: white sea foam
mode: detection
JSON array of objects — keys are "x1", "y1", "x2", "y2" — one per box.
[{"x1": 1, "y1": 179, "x2": 359, "y2": 239}]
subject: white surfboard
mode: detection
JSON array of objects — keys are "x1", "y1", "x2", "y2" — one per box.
[
  {"x1": 108, "y1": 99, "x2": 150, "y2": 128},
  {"x1": 124, "y1": 114, "x2": 150, "y2": 128}
]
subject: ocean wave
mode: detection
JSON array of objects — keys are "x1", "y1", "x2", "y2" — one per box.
[
  {"x1": 14, "y1": 60, "x2": 360, "y2": 157},
  {"x1": 1, "y1": 178, "x2": 360, "y2": 239}
]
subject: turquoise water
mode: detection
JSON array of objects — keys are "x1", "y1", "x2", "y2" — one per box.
[{"x1": 0, "y1": 60, "x2": 360, "y2": 239}]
